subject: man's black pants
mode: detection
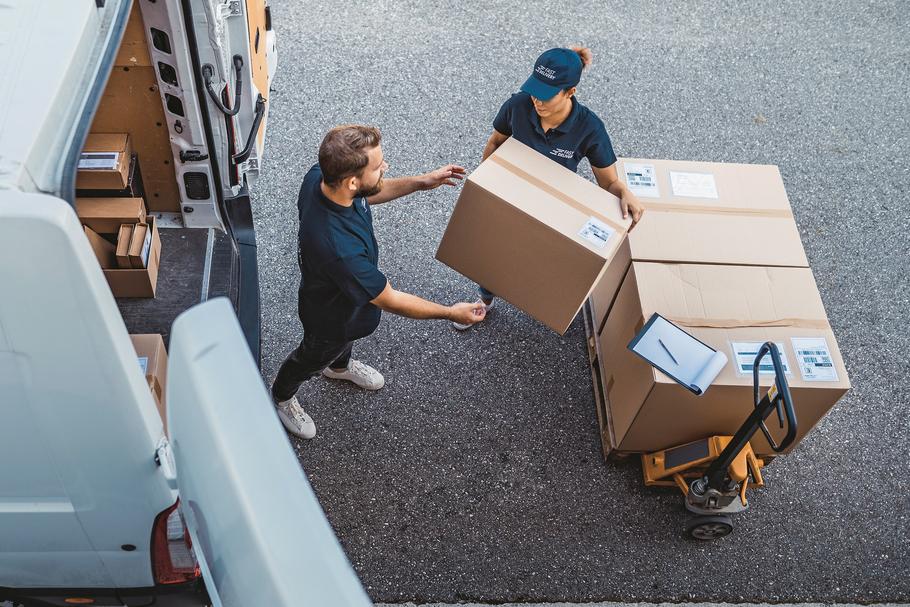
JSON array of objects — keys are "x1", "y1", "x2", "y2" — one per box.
[{"x1": 271, "y1": 334, "x2": 353, "y2": 403}]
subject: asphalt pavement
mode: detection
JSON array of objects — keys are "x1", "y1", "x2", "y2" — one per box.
[{"x1": 254, "y1": 1, "x2": 910, "y2": 603}]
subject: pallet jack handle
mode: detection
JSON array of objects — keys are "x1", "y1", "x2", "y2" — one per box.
[
  {"x1": 702, "y1": 342, "x2": 797, "y2": 491},
  {"x1": 753, "y1": 342, "x2": 797, "y2": 452}
]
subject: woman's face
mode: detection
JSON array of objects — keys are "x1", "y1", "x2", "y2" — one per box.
[{"x1": 531, "y1": 87, "x2": 575, "y2": 119}]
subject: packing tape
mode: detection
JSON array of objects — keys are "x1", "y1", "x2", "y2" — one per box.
[
  {"x1": 488, "y1": 154, "x2": 626, "y2": 233},
  {"x1": 641, "y1": 202, "x2": 794, "y2": 218},
  {"x1": 667, "y1": 316, "x2": 831, "y2": 330}
]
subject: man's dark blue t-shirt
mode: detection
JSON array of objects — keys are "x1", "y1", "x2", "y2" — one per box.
[
  {"x1": 296, "y1": 164, "x2": 387, "y2": 341},
  {"x1": 493, "y1": 92, "x2": 617, "y2": 173}
]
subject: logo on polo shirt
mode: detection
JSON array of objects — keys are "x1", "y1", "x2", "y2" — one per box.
[
  {"x1": 550, "y1": 147, "x2": 574, "y2": 159},
  {"x1": 535, "y1": 65, "x2": 557, "y2": 80}
]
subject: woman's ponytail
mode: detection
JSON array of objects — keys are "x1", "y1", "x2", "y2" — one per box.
[{"x1": 571, "y1": 46, "x2": 593, "y2": 69}]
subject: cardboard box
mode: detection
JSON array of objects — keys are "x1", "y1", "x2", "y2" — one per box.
[
  {"x1": 129, "y1": 334, "x2": 168, "y2": 432},
  {"x1": 597, "y1": 262, "x2": 850, "y2": 456},
  {"x1": 77, "y1": 153, "x2": 146, "y2": 199},
  {"x1": 76, "y1": 133, "x2": 133, "y2": 190},
  {"x1": 436, "y1": 137, "x2": 631, "y2": 334},
  {"x1": 76, "y1": 197, "x2": 146, "y2": 234},
  {"x1": 588, "y1": 158, "x2": 810, "y2": 335},
  {"x1": 115, "y1": 224, "x2": 134, "y2": 269},
  {"x1": 103, "y1": 217, "x2": 161, "y2": 297},
  {"x1": 127, "y1": 222, "x2": 152, "y2": 269},
  {"x1": 83, "y1": 226, "x2": 117, "y2": 269}
]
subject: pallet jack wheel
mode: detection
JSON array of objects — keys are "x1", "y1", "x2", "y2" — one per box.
[{"x1": 686, "y1": 515, "x2": 733, "y2": 540}]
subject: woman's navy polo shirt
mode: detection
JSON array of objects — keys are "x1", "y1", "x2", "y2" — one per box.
[
  {"x1": 493, "y1": 92, "x2": 617, "y2": 172},
  {"x1": 296, "y1": 164, "x2": 388, "y2": 341}
]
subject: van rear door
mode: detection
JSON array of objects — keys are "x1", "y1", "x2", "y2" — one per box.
[
  {"x1": 166, "y1": 298, "x2": 371, "y2": 606},
  {"x1": 0, "y1": 193, "x2": 175, "y2": 590}
]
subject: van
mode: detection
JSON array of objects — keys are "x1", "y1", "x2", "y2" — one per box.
[{"x1": 0, "y1": 1, "x2": 371, "y2": 605}]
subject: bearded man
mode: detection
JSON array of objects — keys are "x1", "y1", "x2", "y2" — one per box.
[{"x1": 271, "y1": 125, "x2": 485, "y2": 439}]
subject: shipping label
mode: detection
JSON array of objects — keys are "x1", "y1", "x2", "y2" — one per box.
[
  {"x1": 578, "y1": 217, "x2": 614, "y2": 249},
  {"x1": 139, "y1": 227, "x2": 153, "y2": 267},
  {"x1": 791, "y1": 337, "x2": 838, "y2": 381},
  {"x1": 731, "y1": 342, "x2": 791, "y2": 375},
  {"x1": 137, "y1": 356, "x2": 149, "y2": 375},
  {"x1": 670, "y1": 171, "x2": 719, "y2": 199},
  {"x1": 623, "y1": 163, "x2": 660, "y2": 198},
  {"x1": 78, "y1": 152, "x2": 119, "y2": 170}
]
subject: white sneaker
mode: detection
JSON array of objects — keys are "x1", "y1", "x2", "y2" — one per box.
[
  {"x1": 322, "y1": 359, "x2": 385, "y2": 390},
  {"x1": 275, "y1": 396, "x2": 316, "y2": 439},
  {"x1": 453, "y1": 298, "x2": 495, "y2": 330}
]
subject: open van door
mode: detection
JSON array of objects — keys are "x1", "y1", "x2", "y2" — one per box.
[{"x1": 166, "y1": 298, "x2": 372, "y2": 607}]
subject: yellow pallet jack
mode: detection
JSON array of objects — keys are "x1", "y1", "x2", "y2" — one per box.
[{"x1": 642, "y1": 342, "x2": 797, "y2": 540}]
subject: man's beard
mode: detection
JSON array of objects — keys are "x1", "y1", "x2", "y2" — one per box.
[{"x1": 356, "y1": 174, "x2": 384, "y2": 198}]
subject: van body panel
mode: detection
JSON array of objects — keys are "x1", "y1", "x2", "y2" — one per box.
[
  {"x1": 168, "y1": 299, "x2": 372, "y2": 607},
  {"x1": 0, "y1": 193, "x2": 174, "y2": 588},
  {"x1": 0, "y1": 0, "x2": 129, "y2": 197}
]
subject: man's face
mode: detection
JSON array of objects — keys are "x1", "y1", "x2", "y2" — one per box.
[{"x1": 354, "y1": 145, "x2": 388, "y2": 197}]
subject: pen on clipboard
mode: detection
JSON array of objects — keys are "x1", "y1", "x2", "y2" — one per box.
[{"x1": 658, "y1": 338, "x2": 679, "y2": 365}]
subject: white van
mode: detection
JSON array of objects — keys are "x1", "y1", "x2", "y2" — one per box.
[{"x1": 0, "y1": 1, "x2": 371, "y2": 605}]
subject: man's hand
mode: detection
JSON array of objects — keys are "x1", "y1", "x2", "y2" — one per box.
[
  {"x1": 418, "y1": 164, "x2": 466, "y2": 190},
  {"x1": 621, "y1": 191, "x2": 645, "y2": 229},
  {"x1": 448, "y1": 301, "x2": 486, "y2": 326}
]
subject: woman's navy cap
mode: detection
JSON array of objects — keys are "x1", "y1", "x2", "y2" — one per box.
[{"x1": 520, "y1": 48, "x2": 584, "y2": 101}]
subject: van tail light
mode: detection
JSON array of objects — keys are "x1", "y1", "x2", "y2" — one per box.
[{"x1": 151, "y1": 500, "x2": 201, "y2": 584}]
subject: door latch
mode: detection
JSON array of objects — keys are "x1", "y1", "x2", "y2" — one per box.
[{"x1": 180, "y1": 150, "x2": 210, "y2": 163}]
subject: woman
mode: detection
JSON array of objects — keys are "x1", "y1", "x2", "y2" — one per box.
[{"x1": 454, "y1": 46, "x2": 645, "y2": 329}]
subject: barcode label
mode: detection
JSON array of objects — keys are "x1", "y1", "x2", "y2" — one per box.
[
  {"x1": 791, "y1": 337, "x2": 838, "y2": 382},
  {"x1": 78, "y1": 152, "x2": 119, "y2": 170},
  {"x1": 578, "y1": 217, "x2": 614, "y2": 249},
  {"x1": 623, "y1": 162, "x2": 660, "y2": 198},
  {"x1": 730, "y1": 342, "x2": 791, "y2": 376}
]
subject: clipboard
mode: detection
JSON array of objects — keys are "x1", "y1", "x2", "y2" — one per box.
[{"x1": 627, "y1": 313, "x2": 728, "y2": 396}]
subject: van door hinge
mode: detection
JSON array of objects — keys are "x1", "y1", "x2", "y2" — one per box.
[
  {"x1": 155, "y1": 438, "x2": 178, "y2": 490},
  {"x1": 219, "y1": 0, "x2": 243, "y2": 18}
]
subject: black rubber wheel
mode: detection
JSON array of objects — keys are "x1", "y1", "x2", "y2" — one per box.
[{"x1": 686, "y1": 515, "x2": 734, "y2": 540}]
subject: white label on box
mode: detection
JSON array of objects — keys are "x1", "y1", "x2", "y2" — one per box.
[
  {"x1": 137, "y1": 356, "x2": 149, "y2": 375},
  {"x1": 731, "y1": 342, "x2": 791, "y2": 375},
  {"x1": 577, "y1": 217, "x2": 614, "y2": 249},
  {"x1": 670, "y1": 171, "x2": 719, "y2": 199},
  {"x1": 792, "y1": 337, "x2": 838, "y2": 382},
  {"x1": 623, "y1": 163, "x2": 660, "y2": 198},
  {"x1": 139, "y1": 226, "x2": 153, "y2": 267},
  {"x1": 78, "y1": 152, "x2": 119, "y2": 170}
]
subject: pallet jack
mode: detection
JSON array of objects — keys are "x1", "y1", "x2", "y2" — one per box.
[{"x1": 642, "y1": 342, "x2": 797, "y2": 540}]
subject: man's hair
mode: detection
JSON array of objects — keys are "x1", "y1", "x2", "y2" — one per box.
[{"x1": 318, "y1": 125, "x2": 382, "y2": 186}]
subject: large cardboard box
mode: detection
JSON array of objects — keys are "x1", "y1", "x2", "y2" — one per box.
[
  {"x1": 76, "y1": 133, "x2": 133, "y2": 191},
  {"x1": 76, "y1": 197, "x2": 146, "y2": 234},
  {"x1": 436, "y1": 137, "x2": 631, "y2": 334},
  {"x1": 130, "y1": 334, "x2": 168, "y2": 433},
  {"x1": 588, "y1": 158, "x2": 809, "y2": 334},
  {"x1": 103, "y1": 217, "x2": 161, "y2": 298},
  {"x1": 598, "y1": 261, "x2": 850, "y2": 456}
]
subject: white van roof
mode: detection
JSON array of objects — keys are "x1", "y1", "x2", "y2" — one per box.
[{"x1": 0, "y1": 0, "x2": 128, "y2": 194}]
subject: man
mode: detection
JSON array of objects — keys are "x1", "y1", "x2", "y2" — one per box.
[
  {"x1": 455, "y1": 46, "x2": 645, "y2": 329},
  {"x1": 272, "y1": 125, "x2": 486, "y2": 439}
]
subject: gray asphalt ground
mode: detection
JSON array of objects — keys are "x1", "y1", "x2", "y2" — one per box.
[{"x1": 254, "y1": 1, "x2": 910, "y2": 604}]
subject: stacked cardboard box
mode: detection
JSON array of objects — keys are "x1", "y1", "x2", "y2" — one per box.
[
  {"x1": 76, "y1": 145, "x2": 161, "y2": 298},
  {"x1": 130, "y1": 334, "x2": 169, "y2": 433},
  {"x1": 590, "y1": 158, "x2": 850, "y2": 458}
]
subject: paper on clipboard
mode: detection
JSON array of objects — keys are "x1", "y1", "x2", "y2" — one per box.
[{"x1": 628, "y1": 314, "x2": 728, "y2": 395}]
